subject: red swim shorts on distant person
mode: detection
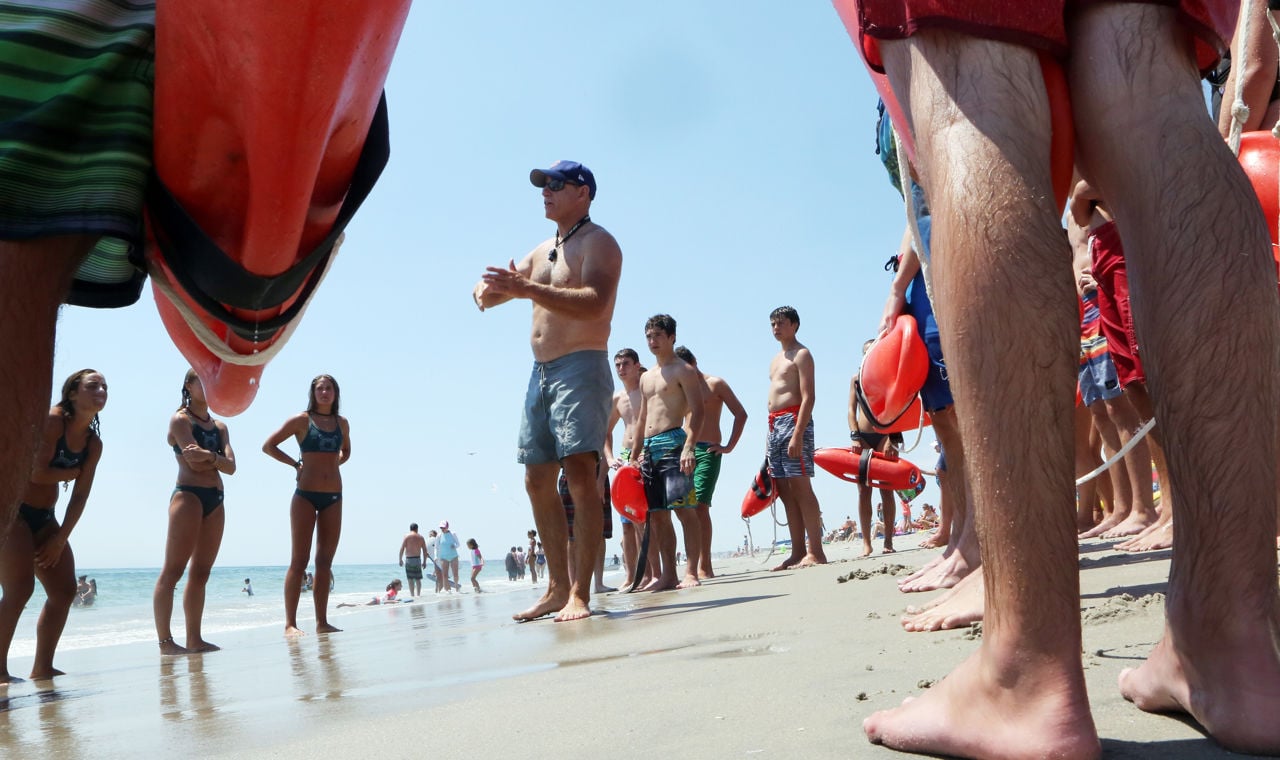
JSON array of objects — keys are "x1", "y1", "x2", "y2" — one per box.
[
  {"x1": 851, "y1": 0, "x2": 1234, "y2": 75},
  {"x1": 1089, "y1": 220, "x2": 1145, "y2": 388}
]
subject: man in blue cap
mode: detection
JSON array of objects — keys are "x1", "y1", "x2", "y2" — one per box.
[{"x1": 473, "y1": 160, "x2": 622, "y2": 622}]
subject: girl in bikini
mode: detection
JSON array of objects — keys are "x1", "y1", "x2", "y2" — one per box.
[
  {"x1": 153, "y1": 370, "x2": 237, "y2": 655},
  {"x1": 263, "y1": 375, "x2": 350, "y2": 636},
  {"x1": 0, "y1": 369, "x2": 107, "y2": 681},
  {"x1": 466, "y1": 539, "x2": 484, "y2": 592}
]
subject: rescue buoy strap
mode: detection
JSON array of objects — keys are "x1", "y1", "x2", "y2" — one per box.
[
  {"x1": 147, "y1": 92, "x2": 391, "y2": 342},
  {"x1": 853, "y1": 378, "x2": 915, "y2": 430}
]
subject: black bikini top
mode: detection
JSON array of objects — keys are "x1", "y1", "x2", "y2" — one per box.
[
  {"x1": 49, "y1": 422, "x2": 88, "y2": 470},
  {"x1": 173, "y1": 420, "x2": 224, "y2": 457},
  {"x1": 299, "y1": 415, "x2": 343, "y2": 454}
]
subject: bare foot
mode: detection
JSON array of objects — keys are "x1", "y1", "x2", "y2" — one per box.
[
  {"x1": 1120, "y1": 619, "x2": 1280, "y2": 754},
  {"x1": 646, "y1": 576, "x2": 678, "y2": 592},
  {"x1": 159, "y1": 638, "x2": 189, "y2": 656},
  {"x1": 593, "y1": 584, "x2": 617, "y2": 594},
  {"x1": 697, "y1": 568, "x2": 716, "y2": 580},
  {"x1": 553, "y1": 597, "x2": 592, "y2": 622},
  {"x1": 514, "y1": 592, "x2": 569, "y2": 622},
  {"x1": 185, "y1": 639, "x2": 221, "y2": 653},
  {"x1": 1078, "y1": 511, "x2": 1125, "y2": 539},
  {"x1": 0, "y1": 673, "x2": 24, "y2": 685},
  {"x1": 883, "y1": 545, "x2": 896, "y2": 554},
  {"x1": 898, "y1": 550, "x2": 974, "y2": 593},
  {"x1": 898, "y1": 550, "x2": 947, "y2": 587},
  {"x1": 676, "y1": 575, "x2": 701, "y2": 589},
  {"x1": 1118, "y1": 520, "x2": 1173, "y2": 552},
  {"x1": 771, "y1": 553, "x2": 803, "y2": 572},
  {"x1": 864, "y1": 643, "x2": 1099, "y2": 759},
  {"x1": 902, "y1": 566, "x2": 984, "y2": 632},
  {"x1": 919, "y1": 527, "x2": 950, "y2": 549},
  {"x1": 796, "y1": 551, "x2": 828, "y2": 567},
  {"x1": 28, "y1": 667, "x2": 65, "y2": 680},
  {"x1": 1102, "y1": 510, "x2": 1156, "y2": 539},
  {"x1": 284, "y1": 625, "x2": 306, "y2": 637},
  {"x1": 315, "y1": 623, "x2": 342, "y2": 633},
  {"x1": 861, "y1": 539, "x2": 874, "y2": 558}
]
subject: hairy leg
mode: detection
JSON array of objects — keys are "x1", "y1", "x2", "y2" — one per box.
[
  {"x1": 558, "y1": 452, "x2": 601, "y2": 619},
  {"x1": 864, "y1": 32, "x2": 1098, "y2": 759},
  {"x1": 515, "y1": 463, "x2": 571, "y2": 621},
  {"x1": 1071, "y1": 6, "x2": 1280, "y2": 753}
]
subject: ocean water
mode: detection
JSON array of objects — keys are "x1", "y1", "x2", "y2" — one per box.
[{"x1": 7, "y1": 563, "x2": 589, "y2": 659}]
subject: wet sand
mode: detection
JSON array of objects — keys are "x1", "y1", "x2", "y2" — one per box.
[{"x1": 0, "y1": 533, "x2": 1250, "y2": 758}]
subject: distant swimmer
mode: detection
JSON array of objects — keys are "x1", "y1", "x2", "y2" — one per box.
[
  {"x1": 154, "y1": 369, "x2": 237, "y2": 656},
  {"x1": 398, "y1": 522, "x2": 428, "y2": 597},
  {"x1": 241, "y1": 578, "x2": 253, "y2": 597},
  {"x1": 74, "y1": 576, "x2": 97, "y2": 607},
  {"x1": 0, "y1": 370, "x2": 107, "y2": 683},
  {"x1": 263, "y1": 375, "x2": 351, "y2": 636},
  {"x1": 474, "y1": 160, "x2": 622, "y2": 622}
]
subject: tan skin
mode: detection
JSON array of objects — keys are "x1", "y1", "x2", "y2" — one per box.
[
  {"x1": 474, "y1": 178, "x2": 622, "y2": 623},
  {"x1": 398, "y1": 529, "x2": 428, "y2": 597},
  {"x1": 262, "y1": 378, "x2": 351, "y2": 636},
  {"x1": 766, "y1": 316, "x2": 826, "y2": 570},
  {"x1": 603, "y1": 355, "x2": 653, "y2": 590},
  {"x1": 0, "y1": 371, "x2": 106, "y2": 682},
  {"x1": 685, "y1": 359, "x2": 748, "y2": 579},
  {"x1": 629, "y1": 328, "x2": 705, "y2": 591},
  {"x1": 153, "y1": 374, "x2": 237, "y2": 655},
  {"x1": 847, "y1": 362, "x2": 897, "y2": 558}
]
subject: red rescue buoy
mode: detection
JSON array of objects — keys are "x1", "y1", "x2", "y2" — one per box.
[
  {"x1": 859, "y1": 315, "x2": 928, "y2": 428},
  {"x1": 741, "y1": 461, "x2": 777, "y2": 519},
  {"x1": 146, "y1": 1, "x2": 411, "y2": 415},
  {"x1": 1236, "y1": 132, "x2": 1280, "y2": 280},
  {"x1": 814, "y1": 446, "x2": 926, "y2": 494},
  {"x1": 611, "y1": 464, "x2": 648, "y2": 523}
]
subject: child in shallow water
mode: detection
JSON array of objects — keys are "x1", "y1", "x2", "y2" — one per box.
[{"x1": 466, "y1": 539, "x2": 484, "y2": 592}]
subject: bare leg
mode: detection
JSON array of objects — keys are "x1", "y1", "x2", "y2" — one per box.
[
  {"x1": 673, "y1": 508, "x2": 701, "y2": 588},
  {"x1": 643, "y1": 510, "x2": 679, "y2": 591},
  {"x1": 770, "y1": 479, "x2": 807, "y2": 570},
  {"x1": 515, "y1": 463, "x2": 572, "y2": 620},
  {"x1": 1115, "y1": 384, "x2": 1175, "y2": 551},
  {"x1": 312, "y1": 503, "x2": 342, "y2": 633},
  {"x1": 31, "y1": 536, "x2": 77, "y2": 679},
  {"x1": 592, "y1": 538, "x2": 615, "y2": 593},
  {"x1": 863, "y1": 33, "x2": 1098, "y2": 759},
  {"x1": 0, "y1": 520, "x2": 36, "y2": 682},
  {"x1": 856, "y1": 482, "x2": 875, "y2": 557},
  {"x1": 1079, "y1": 409, "x2": 1131, "y2": 537},
  {"x1": 285, "y1": 496, "x2": 317, "y2": 635},
  {"x1": 183, "y1": 506, "x2": 224, "y2": 651},
  {"x1": 695, "y1": 504, "x2": 715, "y2": 578},
  {"x1": 783, "y1": 477, "x2": 827, "y2": 566},
  {"x1": 619, "y1": 521, "x2": 638, "y2": 590},
  {"x1": 153, "y1": 494, "x2": 203, "y2": 655},
  {"x1": 557, "y1": 453, "x2": 601, "y2": 619},
  {"x1": 1100, "y1": 394, "x2": 1156, "y2": 537},
  {"x1": 0, "y1": 238, "x2": 89, "y2": 554},
  {"x1": 878, "y1": 487, "x2": 896, "y2": 552},
  {"x1": 1073, "y1": 400, "x2": 1104, "y2": 533},
  {"x1": 1070, "y1": 6, "x2": 1280, "y2": 752}
]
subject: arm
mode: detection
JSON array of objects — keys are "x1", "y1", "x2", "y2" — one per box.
[
  {"x1": 1219, "y1": 0, "x2": 1278, "y2": 137},
  {"x1": 878, "y1": 227, "x2": 920, "y2": 336},
  {"x1": 398, "y1": 537, "x2": 407, "y2": 566},
  {"x1": 847, "y1": 375, "x2": 860, "y2": 434},
  {"x1": 709, "y1": 380, "x2": 748, "y2": 455},
  {"x1": 680, "y1": 368, "x2": 705, "y2": 475},
  {"x1": 474, "y1": 250, "x2": 537, "y2": 311},
  {"x1": 1068, "y1": 177, "x2": 1101, "y2": 230},
  {"x1": 788, "y1": 350, "x2": 817, "y2": 460},
  {"x1": 35, "y1": 436, "x2": 102, "y2": 569},
  {"x1": 603, "y1": 395, "x2": 622, "y2": 468},
  {"x1": 629, "y1": 382, "x2": 650, "y2": 464},
  {"x1": 480, "y1": 232, "x2": 623, "y2": 320},
  {"x1": 338, "y1": 417, "x2": 351, "y2": 465},
  {"x1": 213, "y1": 423, "x2": 237, "y2": 475},
  {"x1": 262, "y1": 415, "x2": 306, "y2": 473}
]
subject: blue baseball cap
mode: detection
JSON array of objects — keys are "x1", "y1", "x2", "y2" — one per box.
[{"x1": 530, "y1": 160, "x2": 597, "y2": 200}]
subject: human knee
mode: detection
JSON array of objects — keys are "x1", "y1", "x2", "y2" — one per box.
[
  {"x1": 43, "y1": 577, "x2": 76, "y2": 605},
  {"x1": 186, "y1": 565, "x2": 213, "y2": 586},
  {"x1": 1, "y1": 576, "x2": 35, "y2": 603}
]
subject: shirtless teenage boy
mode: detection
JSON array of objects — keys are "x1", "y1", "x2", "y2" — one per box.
[
  {"x1": 474, "y1": 160, "x2": 622, "y2": 622},
  {"x1": 603, "y1": 348, "x2": 650, "y2": 590},
  {"x1": 628, "y1": 315, "x2": 704, "y2": 591},
  {"x1": 398, "y1": 523, "x2": 428, "y2": 597},
  {"x1": 674, "y1": 346, "x2": 748, "y2": 579},
  {"x1": 766, "y1": 306, "x2": 826, "y2": 569}
]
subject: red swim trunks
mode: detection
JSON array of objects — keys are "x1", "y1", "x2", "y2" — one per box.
[
  {"x1": 1089, "y1": 220, "x2": 1145, "y2": 388},
  {"x1": 842, "y1": 0, "x2": 1234, "y2": 75}
]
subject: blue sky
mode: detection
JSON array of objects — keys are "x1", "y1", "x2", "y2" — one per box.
[{"x1": 53, "y1": 2, "x2": 915, "y2": 568}]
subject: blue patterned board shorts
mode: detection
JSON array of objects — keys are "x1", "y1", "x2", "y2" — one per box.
[
  {"x1": 517, "y1": 350, "x2": 612, "y2": 465},
  {"x1": 767, "y1": 410, "x2": 814, "y2": 479}
]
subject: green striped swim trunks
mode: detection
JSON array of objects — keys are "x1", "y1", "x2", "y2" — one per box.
[{"x1": 0, "y1": 0, "x2": 154, "y2": 308}]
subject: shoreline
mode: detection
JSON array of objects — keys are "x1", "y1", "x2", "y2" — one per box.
[{"x1": 1, "y1": 534, "x2": 1246, "y2": 759}]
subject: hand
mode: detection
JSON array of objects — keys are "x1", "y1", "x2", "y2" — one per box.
[
  {"x1": 294, "y1": 461, "x2": 303, "y2": 482},
  {"x1": 878, "y1": 293, "x2": 906, "y2": 336},
  {"x1": 680, "y1": 447, "x2": 696, "y2": 475},
  {"x1": 35, "y1": 532, "x2": 67, "y2": 569},
  {"x1": 481, "y1": 260, "x2": 530, "y2": 299},
  {"x1": 606, "y1": 457, "x2": 620, "y2": 470},
  {"x1": 708, "y1": 443, "x2": 731, "y2": 455},
  {"x1": 398, "y1": 559, "x2": 404, "y2": 567},
  {"x1": 787, "y1": 435, "x2": 803, "y2": 461}
]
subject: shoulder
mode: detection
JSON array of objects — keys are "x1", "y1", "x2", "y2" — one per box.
[
  {"x1": 706, "y1": 375, "x2": 727, "y2": 392},
  {"x1": 580, "y1": 227, "x2": 622, "y2": 264},
  {"x1": 338, "y1": 415, "x2": 351, "y2": 430},
  {"x1": 215, "y1": 419, "x2": 231, "y2": 434}
]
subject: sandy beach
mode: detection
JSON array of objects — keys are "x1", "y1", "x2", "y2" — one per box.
[{"x1": 0, "y1": 532, "x2": 1259, "y2": 759}]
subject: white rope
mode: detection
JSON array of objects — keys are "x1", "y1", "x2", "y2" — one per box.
[
  {"x1": 1074, "y1": 416, "x2": 1157, "y2": 486},
  {"x1": 148, "y1": 233, "x2": 344, "y2": 366},
  {"x1": 1228, "y1": 0, "x2": 1257, "y2": 156}
]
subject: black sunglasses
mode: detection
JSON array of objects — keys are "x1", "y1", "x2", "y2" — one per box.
[{"x1": 543, "y1": 178, "x2": 580, "y2": 192}]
